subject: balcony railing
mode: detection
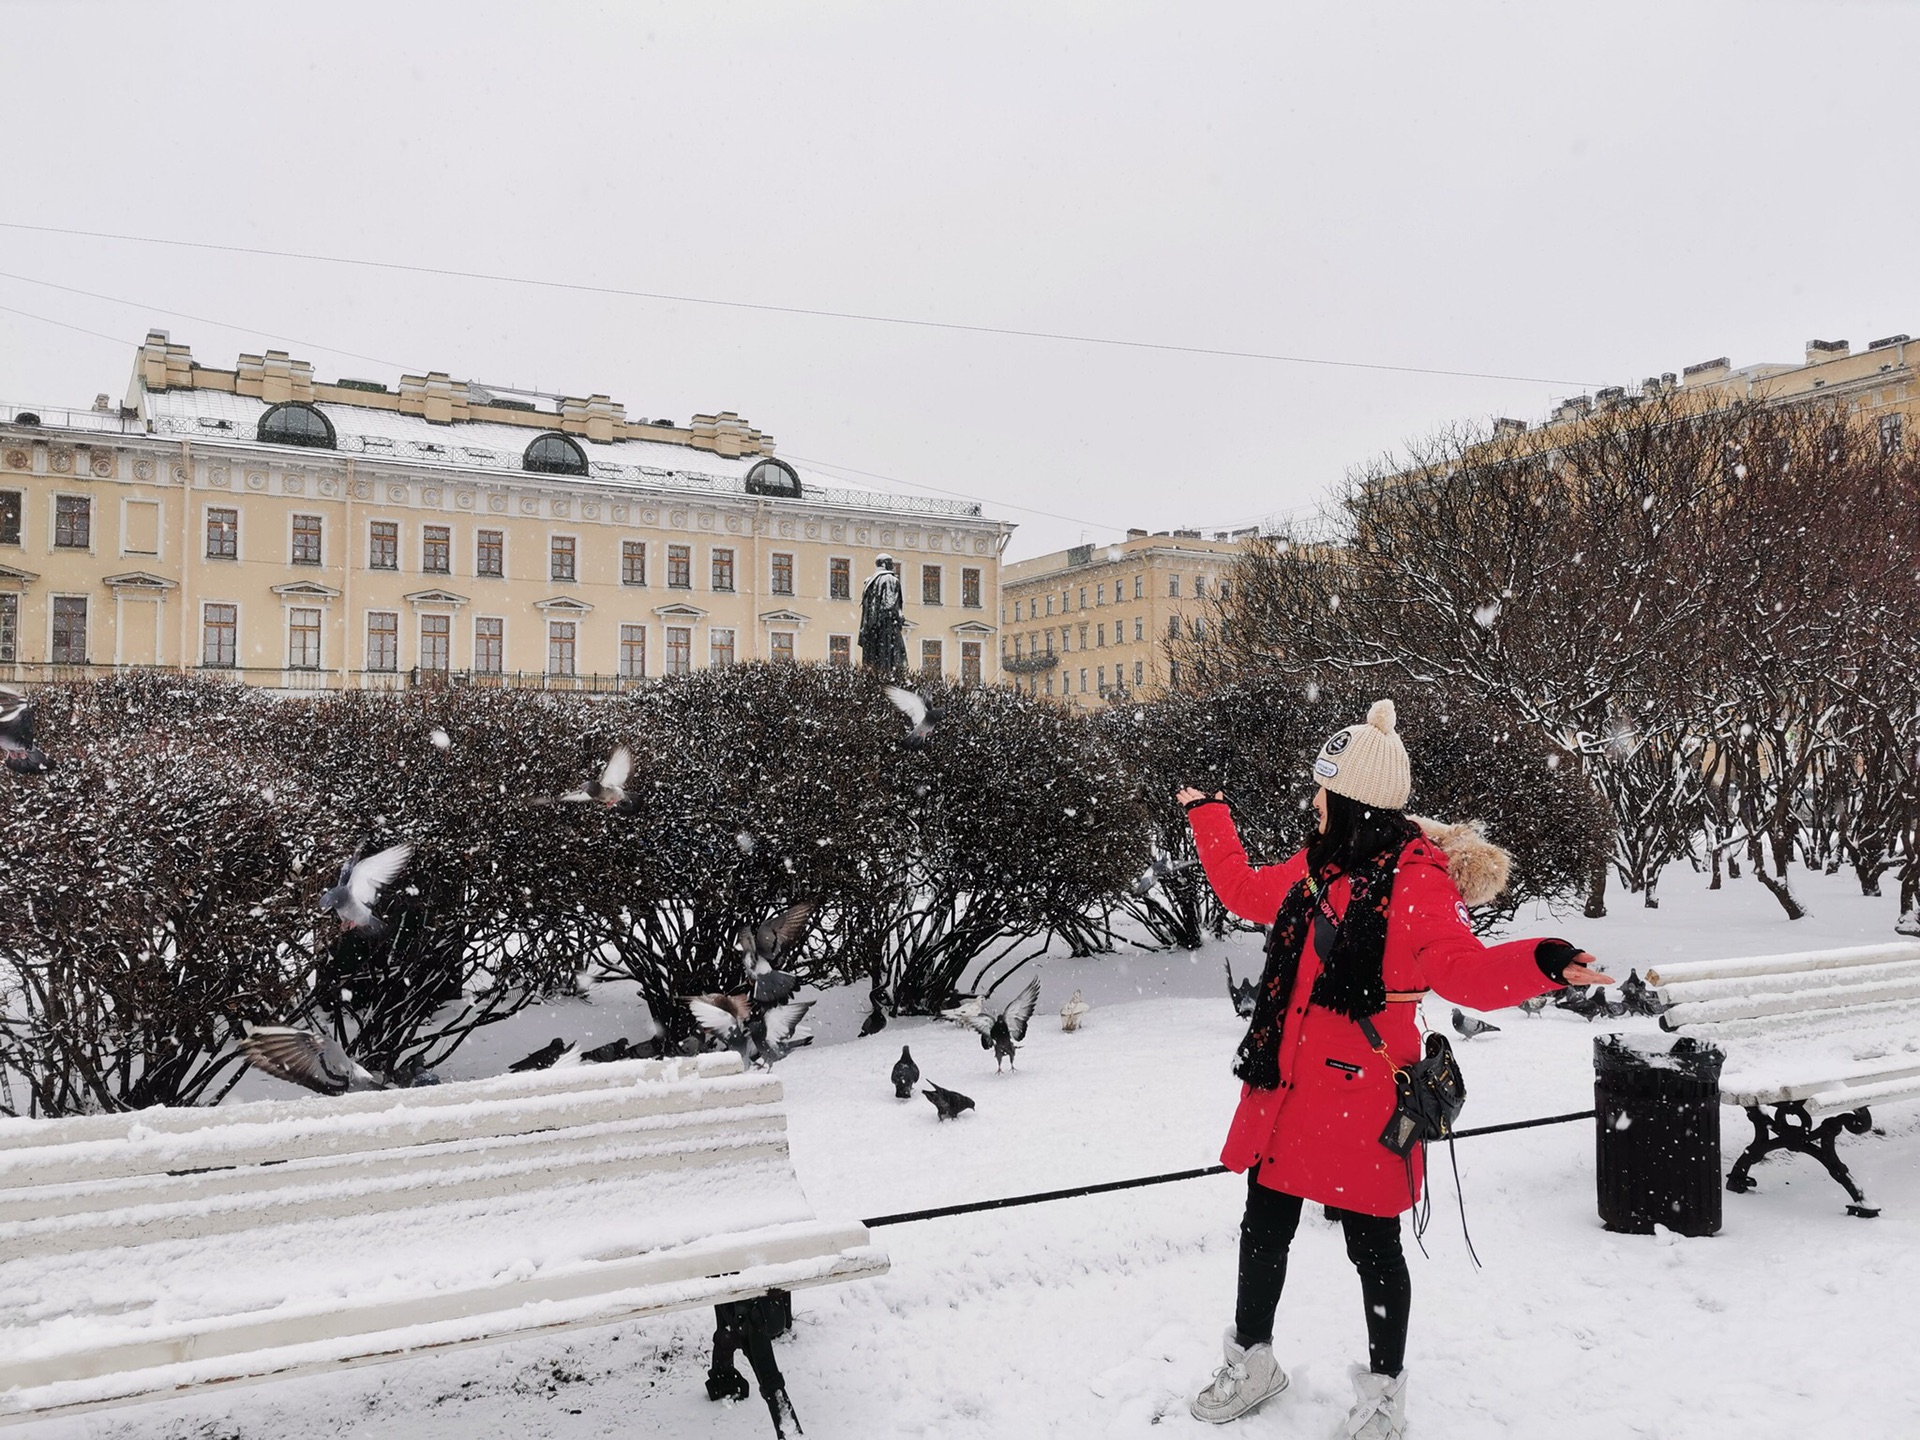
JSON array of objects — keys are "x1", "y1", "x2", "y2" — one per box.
[
  {"x1": 0, "y1": 661, "x2": 654, "y2": 695},
  {"x1": 1001, "y1": 652, "x2": 1059, "y2": 674}
]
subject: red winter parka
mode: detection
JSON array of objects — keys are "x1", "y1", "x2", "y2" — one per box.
[{"x1": 1189, "y1": 801, "x2": 1564, "y2": 1217}]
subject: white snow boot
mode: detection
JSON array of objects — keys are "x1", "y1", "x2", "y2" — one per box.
[
  {"x1": 1189, "y1": 1327, "x2": 1288, "y2": 1424},
  {"x1": 1342, "y1": 1365, "x2": 1409, "y2": 1438}
]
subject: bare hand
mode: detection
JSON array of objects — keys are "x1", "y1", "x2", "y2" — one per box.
[
  {"x1": 1563, "y1": 954, "x2": 1614, "y2": 987},
  {"x1": 1176, "y1": 787, "x2": 1224, "y2": 807}
]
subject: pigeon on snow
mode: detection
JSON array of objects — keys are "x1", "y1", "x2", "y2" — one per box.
[
  {"x1": 1517, "y1": 992, "x2": 1551, "y2": 1016},
  {"x1": 1225, "y1": 959, "x2": 1258, "y2": 1019},
  {"x1": 923, "y1": 1081, "x2": 975, "y2": 1121},
  {"x1": 557, "y1": 745, "x2": 633, "y2": 809},
  {"x1": 1060, "y1": 991, "x2": 1090, "y2": 1032},
  {"x1": 891, "y1": 1045, "x2": 920, "y2": 1099},
  {"x1": 1451, "y1": 1007, "x2": 1501, "y2": 1040},
  {"x1": 0, "y1": 685, "x2": 53, "y2": 775},
  {"x1": 508, "y1": 1037, "x2": 574, "y2": 1072},
  {"x1": 885, "y1": 686, "x2": 945, "y2": 749},
  {"x1": 859, "y1": 987, "x2": 889, "y2": 1037},
  {"x1": 239, "y1": 1024, "x2": 437, "y2": 1095},
  {"x1": 943, "y1": 975, "x2": 1041, "y2": 1071},
  {"x1": 1556, "y1": 984, "x2": 1625, "y2": 1021},
  {"x1": 1618, "y1": 970, "x2": 1672, "y2": 1017},
  {"x1": 319, "y1": 842, "x2": 414, "y2": 938}
]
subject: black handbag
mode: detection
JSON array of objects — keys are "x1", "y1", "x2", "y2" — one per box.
[{"x1": 1358, "y1": 1017, "x2": 1467, "y2": 1157}]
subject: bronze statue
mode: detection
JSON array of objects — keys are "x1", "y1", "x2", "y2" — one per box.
[{"x1": 858, "y1": 554, "x2": 908, "y2": 673}]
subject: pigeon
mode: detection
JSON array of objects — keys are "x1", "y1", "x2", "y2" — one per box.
[
  {"x1": 1129, "y1": 855, "x2": 1194, "y2": 898},
  {"x1": 1618, "y1": 970, "x2": 1672, "y2": 1017},
  {"x1": 859, "y1": 986, "x2": 889, "y2": 1037},
  {"x1": 580, "y1": 1036, "x2": 636, "y2": 1064},
  {"x1": 0, "y1": 685, "x2": 52, "y2": 775},
  {"x1": 558, "y1": 745, "x2": 632, "y2": 808},
  {"x1": 1556, "y1": 985, "x2": 1623, "y2": 1021},
  {"x1": 1060, "y1": 991, "x2": 1090, "y2": 1032},
  {"x1": 1451, "y1": 1007, "x2": 1501, "y2": 1040},
  {"x1": 690, "y1": 998, "x2": 815, "y2": 1068},
  {"x1": 240, "y1": 1025, "x2": 393, "y2": 1095},
  {"x1": 942, "y1": 975, "x2": 1041, "y2": 1071},
  {"x1": 923, "y1": 1081, "x2": 975, "y2": 1121},
  {"x1": 736, "y1": 901, "x2": 815, "y2": 1007},
  {"x1": 508, "y1": 1037, "x2": 573, "y2": 1072},
  {"x1": 318, "y1": 841, "x2": 414, "y2": 939},
  {"x1": 892, "y1": 1044, "x2": 920, "y2": 1099},
  {"x1": 885, "y1": 686, "x2": 945, "y2": 749},
  {"x1": 1225, "y1": 959, "x2": 1258, "y2": 1019},
  {"x1": 1517, "y1": 992, "x2": 1551, "y2": 1016}
]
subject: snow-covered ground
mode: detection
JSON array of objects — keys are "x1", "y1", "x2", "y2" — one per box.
[{"x1": 26, "y1": 865, "x2": 1920, "y2": 1439}]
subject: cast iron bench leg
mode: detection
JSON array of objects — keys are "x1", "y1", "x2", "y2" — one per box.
[
  {"x1": 1725, "y1": 1102, "x2": 1879, "y2": 1217},
  {"x1": 706, "y1": 1290, "x2": 802, "y2": 1436}
]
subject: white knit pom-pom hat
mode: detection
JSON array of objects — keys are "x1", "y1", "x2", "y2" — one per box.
[{"x1": 1311, "y1": 699, "x2": 1412, "y2": 810}]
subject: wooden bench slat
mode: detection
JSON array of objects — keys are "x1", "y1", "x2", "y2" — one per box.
[
  {"x1": 1656, "y1": 959, "x2": 1920, "y2": 1008},
  {"x1": 1661, "y1": 975, "x2": 1920, "y2": 1028},
  {"x1": 1646, "y1": 941, "x2": 1920, "y2": 988}
]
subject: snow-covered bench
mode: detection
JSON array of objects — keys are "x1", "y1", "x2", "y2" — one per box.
[
  {"x1": 1650, "y1": 942, "x2": 1920, "y2": 1217},
  {"x1": 0, "y1": 1052, "x2": 885, "y2": 1435}
]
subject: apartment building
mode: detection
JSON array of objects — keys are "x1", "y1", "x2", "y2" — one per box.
[
  {"x1": 999, "y1": 530, "x2": 1250, "y2": 709},
  {"x1": 0, "y1": 332, "x2": 1012, "y2": 691}
]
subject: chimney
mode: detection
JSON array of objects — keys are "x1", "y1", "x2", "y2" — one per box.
[
  {"x1": 1868, "y1": 334, "x2": 1909, "y2": 351},
  {"x1": 399, "y1": 372, "x2": 473, "y2": 426},
  {"x1": 1682, "y1": 357, "x2": 1730, "y2": 386},
  {"x1": 560, "y1": 393, "x2": 626, "y2": 443},
  {"x1": 1125, "y1": 528, "x2": 1149, "y2": 539},
  {"x1": 1493, "y1": 417, "x2": 1527, "y2": 437},
  {"x1": 1552, "y1": 395, "x2": 1593, "y2": 423},
  {"x1": 1805, "y1": 338, "x2": 1850, "y2": 365},
  {"x1": 137, "y1": 329, "x2": 196, "y2": 392},
  {"x1": 236, "y1": 350, "x2": 317, "y2": 404}
]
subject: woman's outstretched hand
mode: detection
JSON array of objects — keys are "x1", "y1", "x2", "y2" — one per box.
[
  {"x1": 1175, "y1": 787, "x2": 1223, "y2": 806},
  {"x1": 1562, "y1": 954, "x2": 1614, "y2": 986}
]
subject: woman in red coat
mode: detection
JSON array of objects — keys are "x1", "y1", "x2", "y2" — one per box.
[{"x1": 1181, "y1": 700, "x2": 1611, "y2": 1436}]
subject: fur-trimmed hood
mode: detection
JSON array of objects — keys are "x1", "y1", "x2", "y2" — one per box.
[{"x1": 1409, "y1": 816, "x2": 1511, "y2": 908}]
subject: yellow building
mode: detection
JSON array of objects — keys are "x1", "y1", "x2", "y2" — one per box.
[
  {"x1": 999, "y1": 530, "x2": 1251, "y2": 709},
  {"x1": 0, "y1": 332, "x2": 1012, "y2": 691}
]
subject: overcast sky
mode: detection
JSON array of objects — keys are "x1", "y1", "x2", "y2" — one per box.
[{"x1": 2, "y1": 0, "x2": 1912, "y2": 557}]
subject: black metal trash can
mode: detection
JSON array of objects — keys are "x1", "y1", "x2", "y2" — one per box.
[{"x1": 1594, "y1": 1034, "x2": 1725, "y2": 1237}]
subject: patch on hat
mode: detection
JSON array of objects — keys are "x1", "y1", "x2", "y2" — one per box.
[
  {"x1": 1314, "y1": 757, "x2": 1339, "y2": 778},
  {"x1": 1324, "y1": 730, "x2": 1353, "y2": 756}
]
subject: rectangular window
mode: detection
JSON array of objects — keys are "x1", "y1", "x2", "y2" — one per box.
[
  {"x1": 828, "y1": 634, "x2": 852, "y2": 667},
  {"x1": 1193, "y1": 575, "x2": 1206, "y2": 598},
  {"x1": 550, "y1": 535, "x2": 576, "y2": 582},
  {"x1": 1045, "y1": 595, "x2": 1054, "y2": 617},
  {"x1": 710, "y1": 627, "x2": 736, "y2": 668},
  {"x1": 711, "y1": 548, "x2": 735, "y2": 592},
  {"x1": 962, "y1": 567, "x2": 982, "y2": 609},
  {"x1": 1169, "y1": 659, "x2": 1181, "y2": 687},
  {"x1": 619, "y1": 624, "x2": 647, "y2": 679},
  {"x1": 921, "y1": 638, "x2": 943, "y2": 676},
  {"x1": 0, "y1": 491, "x2": 19, "y2": 546},
  {"x1": 770, "y1": 552, "x2": 794, "y2": 595},
  {"x1": 366, "y1": 611, "x2": 399, "y2": 671},
  {"x1": 666, "y1": 625, "x2": 692, "y2": 676},
  {"x1": 422, "y1": 525, "x2": 451, "y2": 575},
  {"x1": 1168, "y1": 614, "x2": 1181, "y2": 639},
  {"x1": 205, "y1": 507, "x2": 238, "y2": 560},
  {"x1": 1078, "y1": 623, "x2": 1089, "y2": 648},
  {"x1": 1012, "y1": 598, "x2": 1023, "y2": 622},
  {"x1": 51, "y1": 595, "x2": 87, "y2": 663},
  {"x1": 1061, "y1": 627, "x2": 1071, "y2": 653},
  {"x1": 476, "y1": 529, "x2": 504, "y2": 578},
  {"x1": 1098, "y1": 665, "x2": 1107, "y2": 692},
  {"x1": 1079, "y1": 587, "x2": 1088, "y2": 609},
  {"x1": 1134, "y1": 617, "x2": 1145, "y2": 642},
  {"x1": 830, "y1": 557, "x2": 852, "y2": 600},
  {"x1": 124, "y1": 500, "x2": 159, "y2": 555},
  {"x1": 288, "y1": 608, "x2": 321, "y2": 670},
  {"x1": 369, "y1": 521, "x2": 398, "y2": 570},
  {"x1": 1134, "y1": 575, "x2": 1144, "y2": 600},
  {"x1": 622, "y1": 540, "x2": 648, "y2": 586},
  {"x1": 668, "y1": 544, "x2": 692, "y2": 589},
  {"x1": 547, "y1": 621, "x2": 577, "y2": 675},
  {"x1": 961, "y1": 640, "x2": 982, "y2": 685},
  {"x1": 419, "y1": 614, "x2": 450, "y2": 672},
  {"x1": 0, "y1": 593, "x2": 15, "y2": 662},
  {"x1": 292, "y1": 514, "x2": 323, "y2": 566},
  {"x1": 1881, "y1": 413, "x2": 1905, "y2": 456},
  {"x1": 1096, "y1": 583, "x2": 1106, "y2": 606},
  {"x1": 922, "y1": 565, "x2": 943, "y2": 606},
  {"x1": 474, "y1": 616, "x2": 503, "y2": 674},
  {"x1": 1097, "y1": 623, "x2": 1106, "y2": 647},
  {"x1": 1219, "y1": 578, "x2": 1232, "y2": 601},
  {"x1": 1013, "y1": 635, "x2": 1023, "y2": 659},
  {"x1": 1168, "y1": 574, "x2": 1181, "y2": 597},
  {"x1": 1134, "y1": 660, "x2": 1144, "y2": 686},
  {"x1": 769, "y1": 631, "x2": 795, "y2": 663},
  {"x1": 1079, "y1": 667, "x2": 1088, "y2": 693},
  {"x1": 201, "y1": 603, "x2": 237, "y2": 668},
  {"x1": 55, "y1": 496, "x2": 91, "y2": 550}
]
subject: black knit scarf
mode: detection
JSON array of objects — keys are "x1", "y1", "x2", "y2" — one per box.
[{"x1": 1232, "y1": 822, "x2": 1418, "y2": 1090}]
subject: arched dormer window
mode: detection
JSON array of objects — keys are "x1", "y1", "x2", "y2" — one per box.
[
  {"x1": 257, "y1": 402, "x2": 336, "y2": 449},
  {"x1": 523, "y1": 432, "x2": 588, "y2": 476},
  {"x1": 744, "y1": 457, "x2": 802, "y2": 498}
]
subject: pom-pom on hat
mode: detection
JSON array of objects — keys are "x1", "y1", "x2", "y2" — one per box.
[{"x1": 1312, "y1": 699, "x2": 1412, "y2": 810}]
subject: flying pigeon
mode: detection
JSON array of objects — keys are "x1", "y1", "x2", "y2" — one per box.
[
  {"x1": 885, "y1": 686, "x2": 945, "y2": 749},
  {"x1": 558, "y1": 745, "x2": 633, "y2": 808},
  {"x1": 736, "y1": 901, "x2": 815, "y2": 1007},
  {"x1": 1451, "y1": 1007, "x2": 1501, "y2": 1040},
  {"x1": 892, "y1": 1044, "x2": 920, "y2": 1099},
  {"x1": 1129, "y1": 855, "x2": 1194, "y2": 898},
  {"x1": 923, "y1": 1081, "x2": 975, "y2": 1121},
  {"x1": 1225, "y1": 959, "x2": 1257, "y2": 1019},
  {"x1": 690, "y1": 998, "x2": 816, "y2": 1068},
  {"x1": 239, "y1": 1025, "x2": 438, "y2": 1095},
  {"x1": 318, "y1": 841, "x2": 414, "y2": 938},
  {"x1": 0, "y1": 685, "x2": 52, "y2": 775},
  {"x1": 508, "y1": 1037, "x2": 573, "y2": 1072},
  {"x1": 1060, "y1": 991, "x2": 1090, "y2": 1032},
  {"x1": 1618, "y1": 970, "x2": 1672, "y2": 1017},
  {"x1": 942, "y1": 975, "x2": 1041, "y2": 1071},
  {"x1": 1517, "y1": 992, "x2": 1551, "y2": 1016}
]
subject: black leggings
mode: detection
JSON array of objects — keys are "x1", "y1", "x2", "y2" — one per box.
[{"x1": 1233, "y1": 1169, "x2": 1411, "y2": 1377}]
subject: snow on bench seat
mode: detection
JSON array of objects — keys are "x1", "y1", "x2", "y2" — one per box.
[{"x1": 0, "y1": 1053, "x2": 887, "y2": 1425}]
